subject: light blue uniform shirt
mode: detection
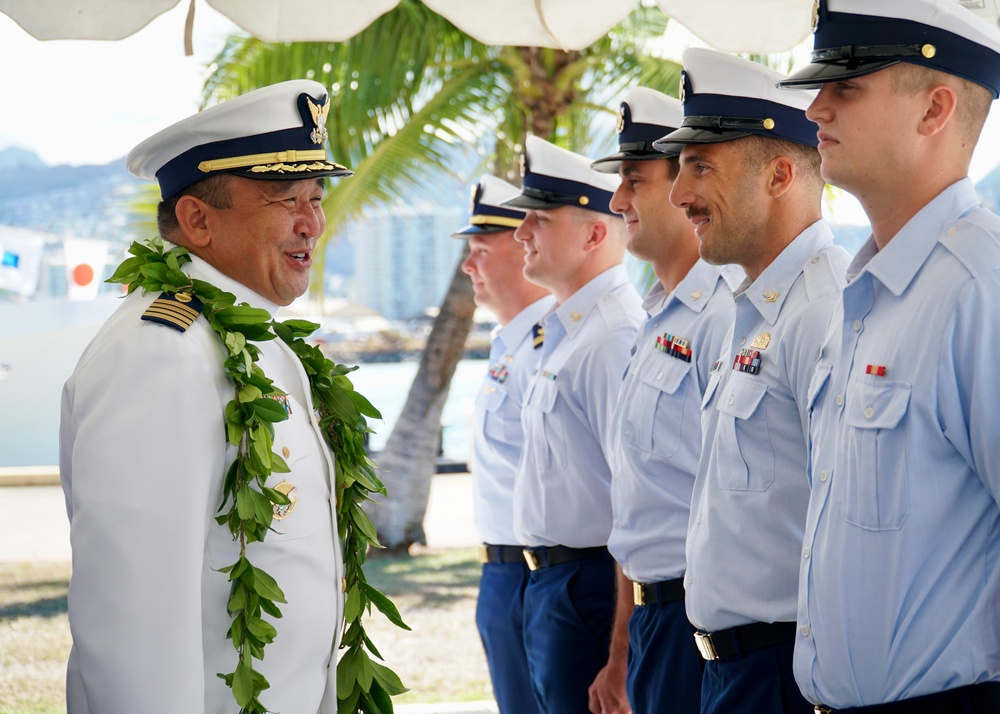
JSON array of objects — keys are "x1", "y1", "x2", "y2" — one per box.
[
  {"x1": 472, "y1": 295, "x2": 556, "y2": 545},
  {"x1": 795, "y1": 179, "x2": 1000, "y2": 708},
  {"x1": 685, "y1": 220, "x2": 849, "y2": 632},
  {"x1": 607, "y1": 260, "x2": 742, "y2": 583},
  {"x1": 513, "y1": 265, "x2": 644, "y2": 548}
]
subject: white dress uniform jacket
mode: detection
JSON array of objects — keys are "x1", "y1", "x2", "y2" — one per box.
[{"x1": 60, "y1": 253, "x2": 343, "y2": 714}]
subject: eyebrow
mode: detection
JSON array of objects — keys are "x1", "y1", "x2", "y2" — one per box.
[{"x1": 262, "y1": 178, "x2": 326, "y2": 197}]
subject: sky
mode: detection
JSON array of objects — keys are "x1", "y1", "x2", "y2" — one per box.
[{"x1": 2, "y1": 4, "x2": 1000, "y2": 228}]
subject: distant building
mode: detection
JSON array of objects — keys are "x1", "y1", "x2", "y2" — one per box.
[{"x1": 347, "y1": 202, "x2": 466, "y2": 321}]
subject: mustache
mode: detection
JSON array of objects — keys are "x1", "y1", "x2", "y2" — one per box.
[{"x1": 686, "y1": 206, "x2": 710, "y2": 220}]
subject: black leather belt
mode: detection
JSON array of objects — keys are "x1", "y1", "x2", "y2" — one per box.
[
  {"x1": 694, "y1": 621, "x2": 797, "y2": 661},
  {"x1": 814, "y1": 682, "x2": 1000, "y2": 714},
  {"x1": 522, "y1": 545, "x2": 607, "y2": 571},
  {"x1": 632, "y1": 578, "x2": 685, "y2": 606},
  {"x1": 479, "y1": 544, "x2": 525, "y2": 565}
]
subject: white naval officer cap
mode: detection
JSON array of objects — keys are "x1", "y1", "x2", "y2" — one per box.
[
  {"x1": 502, "y1": 135, "x2": 620, "y2": 215},
  {"x1": 452, "y1": 175, "x2": 526, "y2": 237},
  {"x1": 778, "y1": 0, "x2": 1000, "y2": 98},
  {"x1": 591, "y1": 87, "x2": 684, "y2": 174},
  {"x1": 126, "y1": 79, "x2": 354, "y2": 200},
  {"x1": 653, "y1": 49, "x2": 818, "y2": 156}
]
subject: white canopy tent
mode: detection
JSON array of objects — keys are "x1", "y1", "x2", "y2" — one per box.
[{"x1": 0, "y1": 0, "x2": 817, "y2": 53}]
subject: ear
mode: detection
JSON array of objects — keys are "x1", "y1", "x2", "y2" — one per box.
[
  {"x1": 765, "y1": 155, "x2": 796, "y2": 199},
  {"x1": 174, "y1": 195, "x2": 213, "y2": 248},
  {"x1": 582, "y1": 217, "x2": 608, "y2": 253},
  {"x1": 918, "y1": 84, "x2": 957, "y2": 138}
]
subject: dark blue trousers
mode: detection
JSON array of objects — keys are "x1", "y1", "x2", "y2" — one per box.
[
  {"x1": 701, "y1": 641, "x2": 812, "y2": 714},
  {"x1": 627, "y1": 600, "x2": 703, "y2": 714},
  {"x1": 522, "y1": 553, "x2": 616, "y2": 714},
  {"x1": 476, "y1": 561, "x2": 540, "y2": 714}
]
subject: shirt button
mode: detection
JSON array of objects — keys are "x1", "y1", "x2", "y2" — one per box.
[
  {"x1": 696, "y1": 513, "x2": 703, "y2": 524},
  {"x1": 739, "y1": 337, "x2": 747, "y2": 346},
  {"x1": 656, "y1": 372, "x2": 663, "y2": 380},
  {"x1": 864, "y1": 406, "x2": 875, "y2": 419},
  {"x1": 801, "y1": 625, "x2": 810, "y2": 637},
  {"x1": 819, "y1": 470, "x2": 829, "y2": 483},
  {"x1": 282, "y1": 446, "x2": 291, "y2": 458},
  {"x1": 728, "y1": 394, "x2": 735, "y2": 406},
  {"x1": 853, "y1": 319, "x2": 862, "y2": 331},
  {"x1": 809, "y1": 257, "x2": 819, "y2": 264},
  {"x1": 835, "y1": 394, "x2": 844, "y2": 407},
  {"x1": 803, "y1": 547, "x2": 810, "y2": 559}
]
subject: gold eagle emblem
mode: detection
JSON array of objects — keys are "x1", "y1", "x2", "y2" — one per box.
[{"x1": 307, "y1": 95, "x2": 330, "y2": 145}]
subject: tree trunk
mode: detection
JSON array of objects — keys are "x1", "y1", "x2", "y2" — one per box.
[{"x1": 365, "y1": 242, "x2": 475, "y2": 553}]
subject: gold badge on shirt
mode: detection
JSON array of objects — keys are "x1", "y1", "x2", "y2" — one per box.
[{"x1": 272, "y1": 481, "x2": 299, "y2": 520}]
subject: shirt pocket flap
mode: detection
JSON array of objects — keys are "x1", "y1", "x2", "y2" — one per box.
[
  {"x1": 480, "y1": 384, "x2": 509, "y2": 413},
  {"x1": 716, "y1": 377, "x2": 767, "y2": 421},
  {"x1": 638, "y1": 360, "x2": 690, "y2": 396},
  {"x1": 701, "y1": 367, "x2": 724, "y2": 409},
  {"x1": 846, "y1": 381, "x2": 911, "y2": 430},
  {"x1": 807, "y1": 363, "x2": 833, "y2": 412},
  {"x1": 531, "y1": 378, "x2": 559, "y2": 413}
]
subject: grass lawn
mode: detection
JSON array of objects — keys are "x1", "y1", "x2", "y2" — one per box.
[{"x1": 0, "y1": 547, "x2": 491, "y2": 713}]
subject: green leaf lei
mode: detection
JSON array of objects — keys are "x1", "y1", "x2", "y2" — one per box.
[{"x1": 108, "y1": 238, "x2": 409, "y2": 714}]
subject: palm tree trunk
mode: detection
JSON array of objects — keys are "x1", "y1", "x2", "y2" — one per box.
[{"x1": 365, "y1": 242, "x2": 475, "y2": 553}]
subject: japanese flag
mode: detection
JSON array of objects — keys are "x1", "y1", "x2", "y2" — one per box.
[{"x1": 64, "y1": 239, "x2": 109, "y2": 301}]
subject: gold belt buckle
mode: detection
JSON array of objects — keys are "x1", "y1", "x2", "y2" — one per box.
[
  {"x1": 632, "y1": 581, "x2": 646, "y2": 606},
  {"x1": 478, "y1": 544, "x2": 489, "y2": 564},
  {"x1": 814, "y1": 707, "x2": 833, "y2": 714},
  {"x1": 523, "y1": 549, "x2": 540, "y2": 571},
  {"x1": 694, "y1": 631, "x2": 719, "y2": 661}
]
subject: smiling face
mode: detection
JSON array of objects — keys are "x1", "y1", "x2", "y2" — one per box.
[
  {"x1": 513, "y1": 206, "x2": 590, "y2": 295},
  {"x1": 197, "y1": 176, "x2": 326, "y2": 305},
  {"x1": 668, "y1": 139, "x2": 767, "y2": 271},
  {"x1": 610, "y1": 158, "x2": 693, "y2": 264}
]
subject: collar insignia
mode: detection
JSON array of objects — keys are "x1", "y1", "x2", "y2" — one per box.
[{"x1": 763, "y1": 289, "x2": 779, "y2": 303}]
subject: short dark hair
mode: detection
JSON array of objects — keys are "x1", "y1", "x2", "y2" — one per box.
[
  {"x1": 156, "y1": 174, "x2": 234, "y2": 239},
  {"x1": 890, "y1": 63, "x2": 992, "y2": 159},
  {"x1": 735, "y1": 134, "x2": 824, "y2": 194}
]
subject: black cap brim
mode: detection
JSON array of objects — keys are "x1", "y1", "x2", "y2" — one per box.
[
  {"x1": 590, "y1": 151, "x2": 668, "y2": 174},
  {"x1": 652, "y1": 127, "x2": 752, "y2": 156},
  {"x1": 502, "y1": 194, "x2": 568, "y2": 211},
  {"x1": 777, "y1": 59, "x2": 900, "y2": 90},
  {"x1": 451, "y1": 224, "x2": 517, "y2": 238}
]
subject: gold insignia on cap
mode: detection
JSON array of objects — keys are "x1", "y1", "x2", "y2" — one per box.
[
  {"x1": 307, "y1": 95, "x2": 331, "y2": 145},
  {"x1": 469, "y1": 184, "x2": 480, "y2": 216},
  {"x1": 272, "y1": 480, "x2": 299, "y2": 520},
  {"x1": 921, "y1": 44, "x2": 936, "y2": 59},
  {"x1": 762, "y1": 118, "x2": 775, "y2": 130},
  {"x1": 750, "y1": 332, "x2": 771, "y2": 350},
  {"x1": 811, "y1": 0, "x2": 820, "y2": 33},
  {"x1": 616, "y1": 106, "x2": 627, "y2": 134},
  {"x1": 520, "y1": 153, "x2": 527, "y2": 178},
  {"x1": 763, "y1": 289, "x2": 779, "y2": 303},
  {"x1": 679, "y1": 71, "x2": 687, "y2": 104},
  {"x1": 570, "y1": 312, "x2": 582, "y2": 322},
  {"x1": 579, "y1": 196, "x2": 590, "y2": 206}
]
